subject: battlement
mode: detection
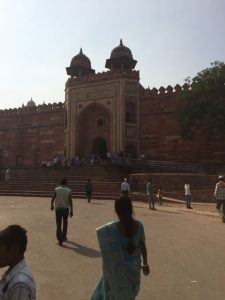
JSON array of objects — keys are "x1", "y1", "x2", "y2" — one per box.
[
  {"x1": 142, "y1": 83, "x2": 190, "y2": 96},
  {"x1": 0, "y1": 102, "x2": 65, "y2": 117},
  {"x1": 66, "y1": 70, "x2": 140, "y2": 87}
]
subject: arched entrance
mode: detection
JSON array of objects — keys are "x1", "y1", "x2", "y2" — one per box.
[
  {"x1": 93, "y1": 137, "x2": 107, "y2": 159},
  {"x1": 77, "y1": 103, "x2": 111, "y2": 158}
]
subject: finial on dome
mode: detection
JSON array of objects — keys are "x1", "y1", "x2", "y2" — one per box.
[
  {"x1": 120, "y1": 39, "x2": 123, "y2": 46},
  {"x1": 80, "y1": 48, "x2": 83, "y2": 54}
]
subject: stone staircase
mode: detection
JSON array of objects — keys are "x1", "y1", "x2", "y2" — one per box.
[{"x1": 0, "y1": 166, "x2": 128, "y2": 199}]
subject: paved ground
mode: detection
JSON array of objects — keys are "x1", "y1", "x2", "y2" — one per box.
[{"x1": 0, "y1": 196, "x2": 225, "y2": 300}]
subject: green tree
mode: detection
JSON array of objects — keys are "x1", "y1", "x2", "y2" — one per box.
[{"x1": 174, "y1": 61, "x2": 225, "y2": 139}]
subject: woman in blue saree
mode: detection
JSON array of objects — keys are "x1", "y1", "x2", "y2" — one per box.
[{"x1": 89, "y1": 195, "x2": 150, "y2": 300}]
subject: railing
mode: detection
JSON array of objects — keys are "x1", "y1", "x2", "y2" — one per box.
[
  {"x1": 104, "y1": 158, "x2": 203, "y2": 173},
  {"x1": 2, "y1": 158, "x2": 203, "y2": 174}
]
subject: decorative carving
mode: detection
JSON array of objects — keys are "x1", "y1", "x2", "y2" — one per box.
[{"x1": 66, "y1": 70, "x2": 139, "y2": 87}]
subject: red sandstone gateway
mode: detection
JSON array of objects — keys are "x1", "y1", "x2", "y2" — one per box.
[{"x1": 0, "y1": 40, "x2": 224, "y2": 167}]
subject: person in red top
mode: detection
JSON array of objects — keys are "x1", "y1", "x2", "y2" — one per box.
[{"x1": 214, "y1": 175, "x2": 225, "y2": 223}]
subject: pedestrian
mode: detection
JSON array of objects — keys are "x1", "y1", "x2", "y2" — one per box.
[
  {"x1": 51, "y1": 178, "x2": 73, "y2": 246},
  {"x1": 121, "y1": 178, "x2": 130, "y2": 196},
  {"x1": 0, "y1": 225, "x2": 36, "y2": 299},
  {"x1": 184, "y1": 180, "x2": 192, "y2": 209},
  {"x1": 85, "y1": 178, "x2": 93, "y2": 203},
  {"x1": 89, "y1": 195, "x2": 150, "y2": 299},
  {"x1": 5, "y1": 168, "x2": 11, "y2": 182},
  {"x1": 146, "y1": 179, "x2": 156, "y2": 210},
  {"x1": 214, "y1": 175, "x2": 223, "y2": 211},
  {"x1": 214, "y1": 175, "x2": 225, "y2": 223},
  {"x1": 157, "y1": 185, "x2": 163, "y2": 206}
]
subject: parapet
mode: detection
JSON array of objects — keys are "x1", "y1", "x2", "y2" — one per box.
[
  {"x1": 66, "y1": 70, "x2": 140, "y2": 87},
  {"x1": 142, "y1": 83, "x2": 190, "y2": 96},
  {"x1": 0, "y1": 102, "x2": 65, "y2": 117}
]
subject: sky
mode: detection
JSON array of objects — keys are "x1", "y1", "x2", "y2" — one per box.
[{"x1": 0, "y1": 0, "x2": 225, "y2": 109}]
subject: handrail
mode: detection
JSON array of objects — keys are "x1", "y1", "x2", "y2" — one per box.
[{"x1": 104, "y1": 157, "x2": 203, "y2": 173}]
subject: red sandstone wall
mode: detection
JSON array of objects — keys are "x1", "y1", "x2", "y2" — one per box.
[
  {"x1": 0, "y1": 103, "x2": 65, "y2": 167},
  {"x1": 139, "y1": 85, "x2": 225, "y2": 163},
  {"x1": 1, "y1": 84, "x2": 225, "y2": 168}
]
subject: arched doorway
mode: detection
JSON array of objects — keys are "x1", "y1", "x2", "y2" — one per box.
[
  {"x1": 77, "y1": 103, "x2": 111, "y2": 158},
  {"x1": 93, "y1": 137, "x2": 107, "y2": 159}
]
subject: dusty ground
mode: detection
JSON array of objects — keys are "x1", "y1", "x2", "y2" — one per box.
[{"x1": 0, "y1": 196, "x2": 224, "y2": 300}]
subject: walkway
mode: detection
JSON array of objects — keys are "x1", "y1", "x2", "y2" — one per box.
[{"x1": 0, "y1": 196, "x2": 224, "y2": 300}]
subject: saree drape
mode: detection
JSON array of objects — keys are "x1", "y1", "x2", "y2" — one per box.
[{"x1": 89, "y1": 221, "x2": 144, "y2": 300}]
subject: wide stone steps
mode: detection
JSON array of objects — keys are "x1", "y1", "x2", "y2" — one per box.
[{"x1": 0, "y1": 166, "x2": 128, "y2": 199}]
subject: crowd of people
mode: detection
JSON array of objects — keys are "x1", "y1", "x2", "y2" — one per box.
[{"x1": 41, "y1": 151, "x2": 147, "y2": 169}]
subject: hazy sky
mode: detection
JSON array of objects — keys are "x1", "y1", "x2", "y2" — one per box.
[{"x1": 0, "y1": 0, "x2": 225, "y2": 109}]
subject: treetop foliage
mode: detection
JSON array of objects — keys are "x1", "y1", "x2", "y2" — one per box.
[{"x1": 175, "y1": 61, "x2": 225, "y2": 140}]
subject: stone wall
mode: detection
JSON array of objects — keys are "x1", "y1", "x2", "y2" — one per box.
[
  {"x1": 0, "y1": 103, "x2": 65, "y2": 167},
  {"x1": 1, "y1": 81, "x2": 225, "y2": 167},
  {"x1": 139, "y1": 85, "x2": 225, "y2": 163},
  {"x1": 130, "y1": 173, "x2": 217, "y2": 202}
]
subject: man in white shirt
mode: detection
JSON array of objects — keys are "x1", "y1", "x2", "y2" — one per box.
[
  {"x1": 214, "y1": 175, "x2": 225, "y2": 222},
  {"x1": 184, "y1": 180, "x2": 192, "y2": 209},
  {"x1": 51, "y1": 178, "x2": 73, "y2": 245},
  {"x1": 121, "y1": 178, "x2": 130, "y2": 196},
  {"x1": 0, "y1": 225, "x2": 36, "y2": 300}
]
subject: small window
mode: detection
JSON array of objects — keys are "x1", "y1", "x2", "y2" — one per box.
[{"x1": 97, "y1": 118, "x2": 105, "y2": 127}]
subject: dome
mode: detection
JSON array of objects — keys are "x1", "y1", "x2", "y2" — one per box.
[
  {"x1": 27, "y1": 97, "x2": 36, "y2": 107},
  {"x1": 70, "y1": 48, "x2": 91, "y2": 69},
  {"x1": 105, "y1": 39, "x2": 137, "y2": 71},
  {"x1": 110, "y1": 39, "x2": 133, "y2": 59},
  {"x1": 66, "y1": 48, "x2": 95, "y2": 77}
]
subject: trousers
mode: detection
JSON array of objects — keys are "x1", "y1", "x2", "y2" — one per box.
[
  {"x1": 185, "y1": 195, "x2": 191, "y2": 207},
  {"x1": 55, "y1": 209, "x2": 69, "y2": 242},
  {"x1": 148, "y1": 194, "x2": 155, "y2": 208}
]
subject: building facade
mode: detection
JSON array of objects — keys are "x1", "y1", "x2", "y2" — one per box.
[{"x1": 0, "y1": 40, "x2": 224, "y2": 167}]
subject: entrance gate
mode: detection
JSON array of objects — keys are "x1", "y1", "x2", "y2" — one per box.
[{"x1": 92, "y1": 137, "x2": 107, "y2": 159}]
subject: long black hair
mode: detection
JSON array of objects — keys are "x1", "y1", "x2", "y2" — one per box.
[{"x1": 115, "y1": 195, "x2": 136, "y2": 255}]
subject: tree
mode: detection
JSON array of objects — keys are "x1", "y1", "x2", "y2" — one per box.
[{"x1": 174, "y1": 61, "x2": 225, "y2": 139}]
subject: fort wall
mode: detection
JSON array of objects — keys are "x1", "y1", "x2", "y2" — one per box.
[
  {"x1": 139, "y1": 85, "x2": 225, "y2": 163},
  {"x1": 1, "y1": 82, "x2": 225, "y2": 167},
  {"x1": 0, "y1": 103, "x2": 65, "y2": 167}
]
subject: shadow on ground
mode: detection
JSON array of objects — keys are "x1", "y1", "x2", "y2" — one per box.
[
  {"x1": 90, "y1": 202, "x2": 108, "y2": 206},
  {"x1": 63, "y1": 241, "x2": 101, "y2": 258}
]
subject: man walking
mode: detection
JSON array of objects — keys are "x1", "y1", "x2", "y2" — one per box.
[
  {"x1": 85, "y1": 178, "x2": 93, "y2": 203},
  {"x1": 184, "y1": 180, "x2": 192, "y2": 209},
  {"x1": 51, "y1": 178, "x2": 73, "y2": 245},
  {"x1": 214, "y1": 175, "x2": 225, "y2": 223},
  {"x1": 121, "y1": 178, "x2": 130, "y2": 196},
  {"x1": 146, "y1": 179, "x2": 156, "y2": 210},
  {"x1": 0, "y1": 225, "x2": 36, "y2": 299}
]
